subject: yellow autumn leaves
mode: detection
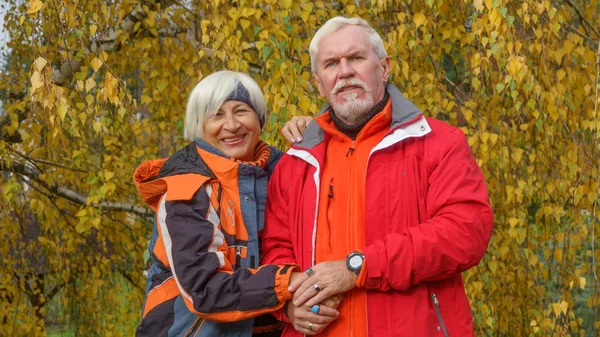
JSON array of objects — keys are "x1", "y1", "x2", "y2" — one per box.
[{"x1": 2, "y1": 0, "x2": 600, "y2": 336}]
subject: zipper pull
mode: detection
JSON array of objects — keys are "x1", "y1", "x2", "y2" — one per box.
[
  {"x1": 346, "y1": 141, "x2": 356, "y2": 157},
  {"x1": 328, "y1": 184, "x2": 334, "y2": 199},
  {"x1": 431, "y1": 294, "x2": 440, "y2": 306},
  {"x1": 346, "y1": 146, "x2": 355, "y2": 157}
]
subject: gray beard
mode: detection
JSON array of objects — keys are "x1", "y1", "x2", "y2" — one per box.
[{"x1": 330, "y1": 93, "x2": 375, "y2": 124}]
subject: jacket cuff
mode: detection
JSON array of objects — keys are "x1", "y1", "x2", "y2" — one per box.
[
  {"x1": 274, "y1": 264, "x2": 300, "y2": 302},
  {"x1": 362, "y1": 245, "x2": 382, "y2": 289},
  {"x1": 271, "y1": 306, "x2": 292, "y2": 323},
  {"x1": 354, "y1": 249, "x2": 368, "y2": 288}
]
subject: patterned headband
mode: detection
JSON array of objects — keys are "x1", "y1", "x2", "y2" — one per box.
[{"x1": 225, "y1": 81, "x2": 265, "y2": 128}]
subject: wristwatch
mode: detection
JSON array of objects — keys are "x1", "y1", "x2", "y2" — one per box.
[{"x1": 346, "y1": 251, "x2": 365, "y2": 275}]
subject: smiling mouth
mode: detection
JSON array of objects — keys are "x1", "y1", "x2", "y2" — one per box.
[{"x1": 221, "y1": 135, "x2": 246, "y2": 143}]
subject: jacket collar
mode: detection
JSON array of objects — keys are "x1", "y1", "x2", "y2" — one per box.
[
  {"x1": 194, "y1": 139, "x2": 282, "y2": 176},
  {"x1": 134, "y1": 140, "x2": 282, "y2": 210},
  {"x1": 293, "y1": 83, "x2": 423, "y2": 151}
]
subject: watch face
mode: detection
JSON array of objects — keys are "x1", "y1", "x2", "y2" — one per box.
[{"x1": 349, "y1": 255, "x2": 363, "y2": 269}]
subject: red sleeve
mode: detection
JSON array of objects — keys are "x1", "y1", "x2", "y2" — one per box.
[
  {"x1": 261, "y1": 155, "x2": 299, "y2": 322},
  {"x1": 361, "y1": 129, "x2": 494, "y2": 291},
  {"x1": 262, "y1": 156, "x2": 299, "y2": 266}
]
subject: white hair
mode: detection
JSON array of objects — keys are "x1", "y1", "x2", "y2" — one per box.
[
  {"x1": 183, "y1": 70, "x2": 267, "y2": 141},
  {"x1": 309, "y1": 16, "x2": 387, "y2": 73}
]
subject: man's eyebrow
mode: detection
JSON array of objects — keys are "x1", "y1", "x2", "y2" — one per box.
[
  {"x1": 322, "y1": 51, "x2": 363, "y2": 63},
  {"x1": 322, "y1": 56, "x2": 339, "y2": 64}
]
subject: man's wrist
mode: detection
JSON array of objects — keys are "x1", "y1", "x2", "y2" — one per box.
[{"x1": 348, "y1": 267, "x2": 358, "y2": 281}]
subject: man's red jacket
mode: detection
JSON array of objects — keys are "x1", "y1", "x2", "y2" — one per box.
[{"x1": 262, "y1": 83, "x2": 493, "y2": 336}]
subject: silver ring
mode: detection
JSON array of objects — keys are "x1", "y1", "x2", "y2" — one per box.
[
  {"x1": 305, "y1": 267, "x2": 315, "y2": 276},
  {"x1": 307, "y1": 322, "x2": 313, "y2": 331},
  {"x1": 314, "y1": 283, "x2": 321, "y2": 292}
]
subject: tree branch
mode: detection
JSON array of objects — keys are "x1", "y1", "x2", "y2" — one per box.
[
  {"x1": 53, "y1": 0, "x2": 175, "y2": 85},
  {"x1": 592, "y1": 38, "x2": 600, "y2": 294},
  {"x1": 45, "y1": 276, "x2": 70, "y2": 302},
  {"x1": 563, "y1": 0, "x2": 600, "y2": 38},
  {"x1": 0, "y1": 159, "x2": 153, "y2": 220},
  {"x1": 8, "y1": 145, "x2": 87, "y2": 173},
  {"x1": 427, "y1": 50, "x2": 466, "y2": 105},
  {"x1": 167, "y1": 0, "x2": 195, "y2": 17},
  {"x1": 0, "y1": 104, "x2": 28, "y2": 144},
  {"x1": 44, "y1": 191, "x2": 145, "y2": 292}
]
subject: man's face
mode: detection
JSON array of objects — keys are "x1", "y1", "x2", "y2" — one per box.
[{"x1": 312, "y1": 25, "x2": 390, "y2": 124}]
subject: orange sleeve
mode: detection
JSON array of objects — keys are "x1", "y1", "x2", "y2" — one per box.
[{"x1": 355, "y1": 249, "x2": 368, "y2": 288}]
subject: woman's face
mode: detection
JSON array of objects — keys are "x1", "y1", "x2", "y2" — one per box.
[{"x1": 202, "y1": 100, "x2": 261, "y2": 161}]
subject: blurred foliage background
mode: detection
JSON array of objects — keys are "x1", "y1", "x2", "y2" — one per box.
[{"x1": 0, "y1": 0, "x2": 599, "y2": 336}]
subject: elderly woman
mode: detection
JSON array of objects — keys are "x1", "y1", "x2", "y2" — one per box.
[{"x1": 133, "y1": 71, "x2": 338, "y2": 337}]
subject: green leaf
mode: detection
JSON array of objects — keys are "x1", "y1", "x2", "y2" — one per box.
[
  {"x1": 261, "y1": 46, "x2": 273, "y2": 60},
  {"x1": 498, "y1": 7, "x2": 507, "y2": 18},
  {"x1": 535, "y1": 119, "x2": 543, "y2": 131},
  {"x1": 496, "y1": 83, "x2": 505, "y2": 94},
  {"x1": 279, "y1": 41, "x2": 287, "y2": 55}
]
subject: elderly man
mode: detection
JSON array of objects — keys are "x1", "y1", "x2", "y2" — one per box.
[{"x1": 262, "y1": 16, "x2": 493, "y2": 337}]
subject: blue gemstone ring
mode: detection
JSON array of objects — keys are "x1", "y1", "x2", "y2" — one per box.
[{"x1": 311, "y1": 305, "x2": 320, "y2": 314}]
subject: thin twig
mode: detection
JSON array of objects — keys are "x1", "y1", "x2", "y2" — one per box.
[
  {"x1": 427, "y1": 51, "x2": 466, "y2": 105},
  {"x1": 592, "y1": 39, "x2": 600, "y2": 293},
  {"x1": 9, "y1": 145, "x2": 87, "y2": 173},
  {"x1": 545, "y1": 116, "x2": 596, "y2": 219},
  {"x1": 563, "y1": 0, "x2": 600, "y2": 38},
  {"x1": 562, "y1": 20, "x2": 594, "y2": 45},
  {"x1": 169, "y1": 0, "x2": 195, "y2": 17}
]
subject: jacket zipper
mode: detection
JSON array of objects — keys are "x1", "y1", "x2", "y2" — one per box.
[
  {"x1": 347, "y1": 140, "x2": 355, "y2": 337},
  {"x1": 431, "y1": 294, "x2": 449, "y2": 337},
  {"x1": 326, "y1": 181, "x2": 334, "y2": 252},
  {"x1": 235, "y1": 246, "x2": 242, "y2": 269},
  {"x1": 184, "y1": 317, "x2": 202, "y2": 337},
  {"x1": 293, "y1": 117, "x2": 427, "y2": 337}
]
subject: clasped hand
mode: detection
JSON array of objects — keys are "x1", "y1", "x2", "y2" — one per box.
[{"x1": 285, "y1": 260, "x2": 357, "y2": 335}]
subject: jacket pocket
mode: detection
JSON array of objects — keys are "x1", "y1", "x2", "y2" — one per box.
[{"x1": 431, "y1": 293, "x2": 449, "y2": 337}]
